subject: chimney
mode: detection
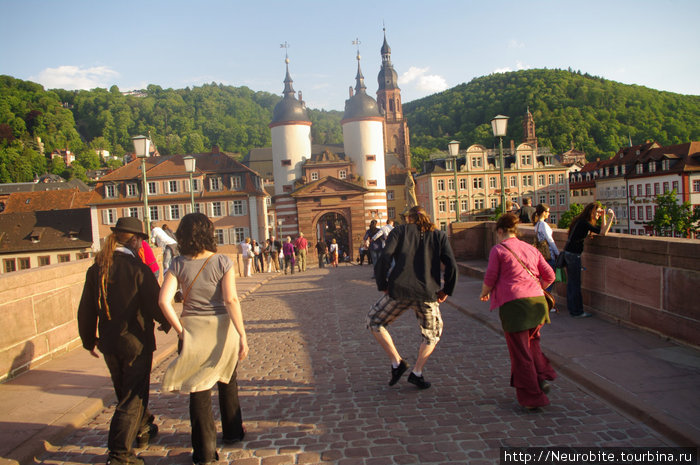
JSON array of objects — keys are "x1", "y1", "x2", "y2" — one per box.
[
  {"x1": 510, "y1": 139, "x2": 515, "y2": 154},
  {"x1": 349, "y1": 86, "x2": 354, "y2": 98}
]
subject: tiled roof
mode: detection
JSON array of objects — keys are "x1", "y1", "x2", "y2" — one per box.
[
  {"x1": 2, "y1": 188, "x2": 92, "y2": 213},
  {"x1": 0, "y1": 209, "x2": 93, "y2": 254},
  {"x1": 0, "y1": 178, "x2": 90, "y2": 195}
]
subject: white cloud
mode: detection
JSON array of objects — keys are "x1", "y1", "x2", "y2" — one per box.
[
  {"x1": 30, "y1": 65, "x2": 119, "y2": 90},
  {"x1": 508, "y1": 39, "x2": 525, "y2": 49},
  {"x1": 399, "y1": 66, "x2": 448, "y2": 94},
  {"x1": 492, "y1": 61, "x2": 530, "y2": 74}
]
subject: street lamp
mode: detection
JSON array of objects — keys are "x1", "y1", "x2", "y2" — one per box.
[
  {"x1": 132, "y1": 135, "x2": 151, "y2": 239},
  {"x1": 183, "y1": 155, "x2": 196, "y2": 212},
  {"x1": 448, "y1": 140, "x2": 460, "y2": 222},
  {"x1": 490, "y1": 115, "x2": 509, "y2": 214}
]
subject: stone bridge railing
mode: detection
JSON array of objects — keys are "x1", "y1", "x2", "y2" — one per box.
[{"x1": 449, "y1": 222, "x2": 700, "y2": 348}]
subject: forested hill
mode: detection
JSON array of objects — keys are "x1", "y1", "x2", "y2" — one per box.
[
  {"x1": 1, "y1": 69, "x2": 699, "y2": 183},
  {"x1": 403, "y1": 68, "x2": 700, "y2": 164}
]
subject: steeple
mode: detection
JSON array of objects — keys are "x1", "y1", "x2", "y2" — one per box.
[
  {"x1": 270, "y1": 47, "x2": 310, "y2": 125},
  {"x1": 283, "y1": 56, "x2": 295, "y2": 97},
  {"x1": 523, "y1": 106, "x2": 537, "y2": 146},
  {"x1": 378, "y1": 27, "x2": 399, "y2": 91},
  {"x1": 354, "y1": 43, "x2": 367, "y2": 94}
]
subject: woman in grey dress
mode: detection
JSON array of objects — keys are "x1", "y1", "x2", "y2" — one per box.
[{"x1": 159, "y1": 213, "x2": 248, "y2": 465}]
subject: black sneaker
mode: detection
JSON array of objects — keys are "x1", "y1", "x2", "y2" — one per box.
[
  {"x1": 135, "y1": 423, "x2": 158, "y2": 448},
  {"x1": 389, "y1": 360, "x2": 408, "y2": 386},
  {"x1": 407, "y1": 372, "x2": 431, "y2": 389}
]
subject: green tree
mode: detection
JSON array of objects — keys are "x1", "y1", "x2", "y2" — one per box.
[
  {"x1": 648, "y1": 190, "x2": 700, "y2": 238},
  {"x1": 557, "y1": 203, "x2": 585, "y2": 229}
]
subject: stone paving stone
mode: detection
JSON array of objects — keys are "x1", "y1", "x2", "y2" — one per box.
[{"x1": 34, "y1": 266, "x2": 674, "y2": 464}]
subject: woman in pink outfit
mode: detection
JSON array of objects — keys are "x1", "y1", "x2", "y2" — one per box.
[{"x1": 480, "y1": 213, "x2": 556, "y2": 410}]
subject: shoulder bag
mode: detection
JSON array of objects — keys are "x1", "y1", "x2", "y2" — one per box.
[
  {"x1": 532, "y1": 222, "x2": 552, "y2": 261},
  {"x1": 500, "y1": 243, "x2": 555, "y2": 312},
  {"x1": 174, "y1": 254, "x2": 215, "y2": 303}
]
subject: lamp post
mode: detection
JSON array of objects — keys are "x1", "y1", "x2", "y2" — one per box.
[
  {"x1": 490, "y1": 115, "x2": 509, "y2": 215},
  {"x1": 183, "y1": 155, "x2": 196, "y2": 212},
  {"x1": 448, "y1": 140, "x2": 460, "y2": 222},
  {"x1": 132, "y1": 135, "x2": 151, "y2": 239}
]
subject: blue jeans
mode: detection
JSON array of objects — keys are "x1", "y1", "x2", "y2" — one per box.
[{"x1": 564, "y1": 251, "x2": 583, "y2": 316}]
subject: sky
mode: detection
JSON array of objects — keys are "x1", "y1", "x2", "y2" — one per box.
[{"x1": 1, "y1": 0, "x2": 699, "y2": 112}]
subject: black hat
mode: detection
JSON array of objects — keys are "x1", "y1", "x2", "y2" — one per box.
[{"x1": 111, "y1": 217, "x2": 147, "y2": 238}]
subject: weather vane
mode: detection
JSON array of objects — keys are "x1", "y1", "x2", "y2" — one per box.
[
  {"x1": 352, "y1": 38, "x2": 361, "y2": 59},
  {"x1": 280, "y1": 41, "x2": 290, "y2": 61}
]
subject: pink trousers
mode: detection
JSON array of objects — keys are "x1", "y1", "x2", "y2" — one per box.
[{"x1": 503, "y1": 326, "x2": 557, "y2": 408}]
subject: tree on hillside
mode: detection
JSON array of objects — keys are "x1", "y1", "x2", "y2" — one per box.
[{"x1": 648, "y1": 190, "x2": 700, "y2": 238}]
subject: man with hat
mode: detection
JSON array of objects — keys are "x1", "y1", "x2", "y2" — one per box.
[{"x1": 78, "y1": 217, "x2": 171, "y2": 465}]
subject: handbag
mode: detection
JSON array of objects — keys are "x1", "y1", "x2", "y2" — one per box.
[
  {"x1": 554, "y1": 267, "x2": 567, "y2": 283},
  {"x1": 532, "y1": 222, "x2": 551, "y2": 261},
  {"x1": 174, "y1": 254, "x2": 214, "y2": 304},
  {"x1": 500, "y1": 243, "x2": 555, "y2": 312}
]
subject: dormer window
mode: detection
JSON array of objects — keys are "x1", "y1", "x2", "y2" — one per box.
[
  {"x1": 636, "y1": 164, "x2": 643, "y2": 174},
  {"x1": 209, "y1": 177, "x2": 222, "y2": 191},
  {"x1": 127, "y1": 183, "x2": 138, "y2": 197},
  {"x1": 338, "y1": 170, "x2": 347, "y2": 179},
  {"x1": 67, "y1": 229, "x2": 79, "y2": 241},
  {"x1": 648, "y1": 162, "x2": 656, "y2": 173},
  {"x1": 662, "y1": 159, "x2": 670, "y2": 170},
  {"x1": 29, "y1": 228, "x2": 44, "y2": 243},
  {"x1": 231, "y1": 176, "x2": 241, "y2": 189},
  {"x1": 105, "y1": 183, "x2": 117, "y2": 198},
  {"x1": 310, "y1": 172, "x2": 319, "y2": 181}
]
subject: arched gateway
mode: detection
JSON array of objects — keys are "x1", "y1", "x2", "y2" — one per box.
[{"x1": 315, "y1": 212, "x2": 350, "y2": 259}]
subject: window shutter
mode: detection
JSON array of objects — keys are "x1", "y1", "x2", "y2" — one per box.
[
  {"x1": 243, "y1": 227, "x2": 250, "y2": 240},
  {"x1": 183, "y1": 180, "x2": 190, "y2": 192},
  {"x1": 123, "y1": 208, "x2": 130, "y2": 217},
  {"x1": 102, "y1": 209, "x2": 109, "y2": 225},
  {"x1": 228, "y1": 201, "x2": 234, "y2": 216},
  {"x1": 138, "y1": 207, "x2": 143, "y2": 219},
  {"x1": 228, "y1": 229, "x2": 237, "y2": 245},
  {"x1": 207, "y1": 202, "x2": 213, "y2": 217},
  {"x1": 242, "y1": 201, "x2": 247, "y2": 215}
]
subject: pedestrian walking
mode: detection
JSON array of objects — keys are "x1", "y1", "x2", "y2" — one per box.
[
  {"x1": 159, "y1": 213, "x2": 248, "y2": 465},
  {"x1": 240, "y1": 238, "x2": 253, "y2": 277},
  {"x1": 367, "y1": 206, "x2": 457, "y2": 389},
  {"x1": 563, "y1": 202, "x2": 614, "y2": 318},
  {"x1": 282, "y1": 236, "x2": 295, "y2": 274},
  {"x1": 151, "y1": 224, "x2": 179, "y2": 273},
  {"x1": 328, "y1": 238, "x2": 339, "y2": 267},
  {"x1": 479, "y1": 213, "x2": 557, "y2": 410},
  {"x1": 315, "y1": 239, "x2": 327, "y2": 268},
  {"x1": 77, "y1": 217, "x2": 171, "y2": 465},
  {"x1": 295, "y1": 233, "x2": 308, "y2": 271}
]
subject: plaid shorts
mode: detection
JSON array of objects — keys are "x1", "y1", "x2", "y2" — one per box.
[{"x1": 367, "y1": 293, "x2": 443, "y2": 345}]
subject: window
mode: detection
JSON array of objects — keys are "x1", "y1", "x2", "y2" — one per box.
[
  {"x1": 209, "y1": 177, "x2": 222, "y2": 191},
  {"x1": 446, "y1": 159, "x2": 454, "y2": 171},
  {"x1": 550, "y1": 214, "x2": 556, "y2": 223},
  {"x1": 664, "y1": 182, "x2": 670, "y2": 193},
  {"x1": 510, "y1": 176, "x2": 517, "y2": 187},
  {"x1": 460, "y1": 199, "x2": 468, "y2": 212},
  {"x1": 448, "y1": 179, "x2": 455, "y2": 190},
  {"x1": 520, "y1": 154, "x2": 531, "y2": 165},
  {"x1": 388, "y1": 207, "x2": 395, "y2": 218},
  {"x1": 614, "y1": 166, "x2": 618, "y2": 175},
  {"x1": 645, "y1": 184, "x2": 651, "y2": 196},
  {"x1": 3, "y1": 258, "x2": 16, "y2": 273},
  {"x1": 646, "y1": 206, "x2": 652, "y2": 220},
  {"x1": 654, "y1": 183, "x2": 660, "y2": 195},
  {"x1": 490, "y1": 198, "x2": 498, "y2": 209},
  {"x1": 672, "y1": 181, "x2": 679, "y2": 192},
  {"x1": 489, "y1": 177, "x2": 497, "y2": 188},
  {"x1": 58, "y1": 254, "x2": 70, "y2": 263},
  {"x1": 339, "y1": 170, "x2": 347, "y2": 179},
  {"x1": 128, "y1": 207, "x2": 139, "y2": 218},
  {"x1": 77, "y1": 252, "x2": 90, "y2": 260},
  {"x1": 146, "y1": 181, "x2": 156, "y2": 195},
  {"x1": 648, "y1": 162, "x2": 656, "y2": 173},
  {"x1": 629, "y1": 186, "x2": 635, "y2": 197},
  {"x1": 266, "y1": 197, "x2": 272, "y2": 206},
  {"x1": 168, "y1": 180, "x2": 178, "y2": 193},
  {"x1": 637, "y1": 185, "x2": 643, "y2": 196},
  {"x1": 558, "y1": 174, "x2": 565, "y2": 184},
  {"x1": 387, "y1": 190, "x2": 395, "y2": 201},
  {"x1": 231, "y1": 176, "x2": 241, "y2": 189},
  {"x1": 449, "y1": 199, "x2": 456, "y2": 212},
  {"x1": 170, "y1": 205, "x2": 181, "y2": 220},
  {"x1": 471, "y1": 157, "x2": 482, "y2": 168},
  {"x1": 231, "y1": 200, "x2": 245, "y2": 216},
  {"x1": 630, "y1": 207, "x2": 635, "y2": 220},
  {"x1": 637, "y1": 206, "x2": 643, "y2": 219},
  {"x1": 559, "y1": 193, "x2": 566, "y2": 205},
  {"x1": 523, "y1": 175, "x2": 533, "y2": 186},
  {"x1": 102, "y1": 208, "x2": 116, "y2": 225},
  {"x1": 473, "y1": 177, "x2": 483, "y2": 189},
  {"x1": 459, "y1": 178, "x2": 467, "y2": 189},
  {"x1": 310, "y1": 171, "x2": 319, "y2": 181},
  {"x1": 211, "y1": 202, "x2": 222, "y2": 217},
  {"x1": 549, "y1": 193, "x2": 556, "y2": 204},
  {"x1": 192, "y1": 179, "x2": 200, "y2": 192},
  {"x1": 214, "y1": 229, "x2": 225, "y2": 245},
  {"x1": 127, "y1": 183, "x2": 137, "y2": 197},
  {"x1": 281, "y1": 159, "x2": 292, "y2": 166},
  {"x1": 366, "y1": 155, "x2": 376, "y2": 161},
  {"x1": 547, "y1": 174, "x2": 555, "y2": 184},
  {"x1": 693, "y1": 180, "x2": 700, "y2": 192},
  {"x1": 538, "y1": 175, "x2": 545, "y2": 185},
  {"x1": 438, "y1": 200, "x2": 446, "y2": 212},
  {"x1": 105, "y1": 184, "x2": 117, "y2": 198},
  {"x1": 474, "y1": 199, "x2": 484, "y2": 209},
  {"x1": 636, "y1": 164, "x2": 643, "y2": 174},
  {"x1": 437, "y1": 179, "x2": 445, "y2": 191},
  {"x1": 604, "y1": 167, "x2": 609, "y2": 176},
  {"x1": 234, "y1": 227, "x2": 246, "y2": 244},
  {"x1": 539, "y1": 194, "x2": 546, "y2": 204},
  {"x1": 662, "y1": 159, "x2": 670, "y2": 170},
  {"x1": 39, "y1": 256, "x2": 50, "y2": 266},
  {"x1": 440, "y1": 222, "x2": 447, "y2": 232},
  {"x1": 18, "y1": 257, "x2": 30, "y2": 270},
  {"x1": 150, "y1": 206, "x2": 159, "y2": 221}
]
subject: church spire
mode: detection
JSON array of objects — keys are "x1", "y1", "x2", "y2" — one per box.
[
  {"x1": 353, "y1": 38, "x2": 367, "y2": 94},
  {"x1": 281, "y1": 41, "x2": 295, "y2": 97}
]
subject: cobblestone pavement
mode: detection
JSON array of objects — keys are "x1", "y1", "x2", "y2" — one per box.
[{"x1": 35, "y1": 265, "x2": 671, "y2": 465}]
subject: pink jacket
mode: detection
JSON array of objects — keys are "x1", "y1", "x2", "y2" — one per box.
[{"x1": 483, "y1": 237, "x2": 555, "y2": 310}]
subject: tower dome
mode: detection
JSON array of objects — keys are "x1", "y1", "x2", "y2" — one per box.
[
  {"x1": 378, "y1": 30, "x2": 399, "y2": 90},
  {"x1": 271, "y1": 58, "x2": 310, "y2": 124},
  {"x1": 343, "y1": 52, "x2": 383, "y2": 121}
]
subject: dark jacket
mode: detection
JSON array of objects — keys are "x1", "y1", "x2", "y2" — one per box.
[
  {"x1": 518, "y1": 205, "x2": 536, "y2": 224},
  {"x1": 375, "y1": 224, "x2": 457, "y2": 301},
  {"x1": 78, "y1": 251, "x2": 170, "y2": 361}
]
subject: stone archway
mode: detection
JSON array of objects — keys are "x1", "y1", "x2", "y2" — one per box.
[{"x1": 315, "y1": 212, "x2": 350, "y2": 259}]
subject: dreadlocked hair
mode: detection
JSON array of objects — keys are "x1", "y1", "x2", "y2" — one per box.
[
  {"x1": 408, "y1": 206, "x2": 436, "y2": 233},
  {"x1": 94, "y1": 231, "x2": 135, "y2": 320}
]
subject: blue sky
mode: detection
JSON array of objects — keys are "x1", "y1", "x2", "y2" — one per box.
[{"x1": 1, "y1": 0, "x2": 699, "y2": 111}]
